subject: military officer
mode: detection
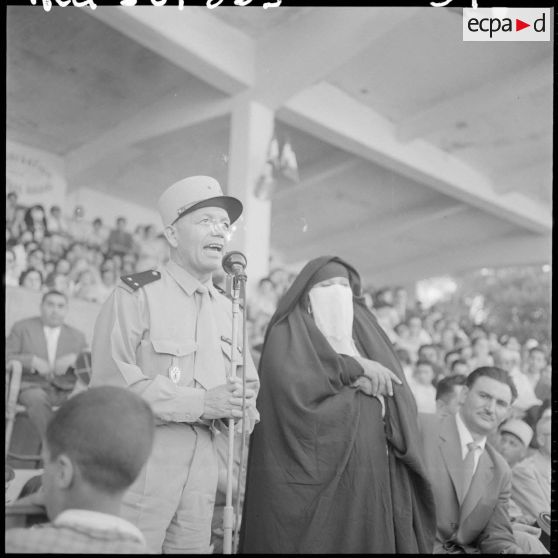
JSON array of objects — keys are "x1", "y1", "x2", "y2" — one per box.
[{"x1": 90, "y1": 175, "x2": 260, "y2": 553}]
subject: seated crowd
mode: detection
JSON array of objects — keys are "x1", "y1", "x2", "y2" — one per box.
[
  {"x1": 5, "y1": 192, "x2": 551, "y2": 554},
  {"x1": 5, "y1": 192, "x2": 169, "y2": 304}
]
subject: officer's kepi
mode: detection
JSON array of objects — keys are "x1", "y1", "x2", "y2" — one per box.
[{"x1": 158, "y1": 176, "x2": 243, "y2": 227}]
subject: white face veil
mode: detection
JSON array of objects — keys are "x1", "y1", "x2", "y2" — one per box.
[{"x1": 308, "y1": 283, "x2": 358, "y2": 356}]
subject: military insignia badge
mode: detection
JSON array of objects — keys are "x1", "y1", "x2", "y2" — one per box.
[{"x1": 168, "y1": 365, "x2": 182, "y2": 384}]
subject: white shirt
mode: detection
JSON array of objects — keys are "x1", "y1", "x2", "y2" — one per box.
[
  {"x1": 54, "y1": 509, "x2": 145, "y2": 544},
  {"x1": 43, "y1": 326, "x2": 61, "y2": 367},
  {"x1": 455, "y1": 411, "x2": 487, "y2": 474}
]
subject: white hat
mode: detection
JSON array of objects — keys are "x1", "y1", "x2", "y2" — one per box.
[
  {"x1": 157, "y1": 175, "x2": 243, "y2": 227},
  {"x1": 500, "y1": 419, "x2": 534, "y2": 448}
]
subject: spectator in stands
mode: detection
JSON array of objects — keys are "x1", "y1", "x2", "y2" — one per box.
[
  {"x1": 440, "y1": 327, "x2": 458, "y2": 353},
  {"x1": 444, "y1": 348, "x2": 462, "y2": 372},
  {"x1": 534, "y1": 364, "x2": 551, "y2": 406},
  {"x1": 87, "y1": 217, "x2": 108, "y2": 251},
  {"x1": 6, "y1": 191, "x2": 20, "y2": 227},
  {"x1": 467, "y1": 336, "x2": 494, "y2": 370},
  {"x1": 455, "y1": 336, "x2": 473, "y2": 362},
  {"x1": 68, "y1": 257, "x2": 91, "y2": 284},
  {"x1": 393, "y1": 286, "x2": 408, "y2": 322},
  {"x1": 96, "y1": 267, "x2": 117, "y2": 302},
  {"x1": 44, "y1": 260, "x2": 56, "y2": 278},
  {"x1": 408, "y1": 359, "x2": 437, "y2": 414},
  {"x1": 5, "y1": 386, "x2": 155, "y2": 553},
  {"x1": 400, "y1": 315, "x2": 432, "y2": 362},
  {"x1": 434, "y1": 374, "x2": 466, "y2": 418},
  {"x1": 48, "y1": 232, "x2": 69, "y2": 261},
  {"x1": 450, "y1": 358, "x2": 470, "y2": 377},
  {"x1": 46, "y1": 205, "x2": 68, "y2": 235},
  {"x1": 418, "y1": 366, "x2": 522, "y2": 553},
  {"x1": 5, "y1": 290, "x2": 87, "y2": 440},
  {"x1": 19, "y1": 267, "x2": 44, "y2": 292},
  {"x1": 66, "y1": 205, "x2": 90, "y2": 244},
  {"x1": 417, "y1": 343, "x2": 446, "y2": 383},
  {"x1": 121, "y1": 252, "x2": 138, "y2": 276},
  {"x1": 523, "y1": 346, "x2": 547, "y2": 389},
  {"x1": 497, "y1": 419, "x2": 533, "y2": 468},
  {"x1": 65, "y1": 242, "x2": 88, "y2": 267},
  {"x1": 495, "y1": 420, "x2": 549, "y2": 553},
  {"x1": 24, "y1": 204, "x2": 49, "y2": 238},
  {"x1": 5, "y1": 248, "x2": 20, "y2": 287},
  {"x1": 430, "y1": 317, "x2": 446, "y2": 345},
  {"x1": 27, "y1": 248, "x2": 46, "y2": 276},
  {"x1": 55, "y1": 257, "x2": 72, "y2": 277},
  {"x1": 496, "y1": 347, "x2": 541, "y2": 417},
  {"x1": 510, "y1": 416, "x2": 551, "y2": 526},
  {"x1": 417, "y1": 343, "x2": 440, "y2": 366},
  {"x1": 73, "y1": 269, "x2": 103, "y2": 303},
  {"x1": 45, "y1": 272, "x2": 73, "y2": 297},
  {"x1": 8, "y1": 205, "x2": 28, "y2": 241},
  {"x1": 372, "y1": 288, "x2": 400, "y2": 343},
  {"x1": 468, "y1": 324, "x2": 488, "y2": 342},
  {"x1": 107, "y1": 216, "x2": 134, "y2": 258}
]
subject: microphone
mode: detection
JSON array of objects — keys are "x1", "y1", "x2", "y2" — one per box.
[{"x1": 222, "y1": 251, "x2": 247, "y2": 277}]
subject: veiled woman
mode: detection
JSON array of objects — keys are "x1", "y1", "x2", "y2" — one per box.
[{"x1": 239, "y1": 256, "x2": 436, "y2": 554}]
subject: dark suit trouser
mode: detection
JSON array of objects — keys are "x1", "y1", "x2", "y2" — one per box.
[{"x1": 18, "y1": 384, "x2": 70, "y2": 441}]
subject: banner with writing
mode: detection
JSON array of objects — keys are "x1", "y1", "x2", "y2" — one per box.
[{"x1": 6, "y1": 139, "x2": 67, "y2": 209}]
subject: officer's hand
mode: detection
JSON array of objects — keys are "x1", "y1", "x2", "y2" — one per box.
[
  {"x1": 352, "y1": 356, "x2": 402, "y2": 397},
  {"x1": 201, "y1": 377, "x2": 256, "y2": 420},
  {"x1": 31, "y1": 357, "x2": 52, "y2": 377}
]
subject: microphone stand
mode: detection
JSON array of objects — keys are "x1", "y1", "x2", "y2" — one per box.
[{"x1": 223, "y1": 270, "x2": 247, "y2": 555}]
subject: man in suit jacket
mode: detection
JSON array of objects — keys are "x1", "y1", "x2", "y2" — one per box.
[
  {"x1": 6, "y1": 289, "x2": 88, "y2": 440},
  {"x1": 419, "y1": 366, "x2": 522, "y2": 554}
]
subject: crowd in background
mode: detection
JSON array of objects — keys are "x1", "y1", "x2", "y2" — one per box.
[
  {"x1": 247, "y1": 266, "x2": 551, "y2": 429},
  {"x1": 5, "y1": 192, "x2": 169, "y2": 303}
]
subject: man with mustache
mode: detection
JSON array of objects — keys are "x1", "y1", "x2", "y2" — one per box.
[{"x1": 419, "y1": 366, "x2": 523, "y2": 553}]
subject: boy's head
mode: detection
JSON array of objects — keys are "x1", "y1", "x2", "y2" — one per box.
[
  {"x1": 413, "y1": 359, "x2": 435, "y2": 386},
  {"x1": 42, "y1": 386, "x2": 155, "y2": 520}
]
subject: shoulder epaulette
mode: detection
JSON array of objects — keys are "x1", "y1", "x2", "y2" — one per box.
[{"x1": 121, "y1": 270, "x2": 161, "y2": 291}]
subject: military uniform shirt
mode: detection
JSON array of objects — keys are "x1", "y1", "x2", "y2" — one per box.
[{"x1": 90, "y1": 259, "x2": 259, "y2": 425}]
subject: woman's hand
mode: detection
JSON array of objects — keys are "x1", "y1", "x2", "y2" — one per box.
[
  {"x1": 352, "y1": 356, "x2": 402, "y2": 397},
  {"x1": 352, "y1": 375, "x2": 374, "y2": 396}
]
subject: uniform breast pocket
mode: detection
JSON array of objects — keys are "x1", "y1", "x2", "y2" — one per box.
[
  {"x1": 145, "y1": 338, "x2": 197, "y2": 385},
  {"x1": 219, "y1": 336, "x2": 243, "y2": 375}
]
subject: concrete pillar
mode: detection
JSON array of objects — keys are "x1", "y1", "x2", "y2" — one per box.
[{"x1": 226, "y1": 95, "x2": 275, "y2": 296}]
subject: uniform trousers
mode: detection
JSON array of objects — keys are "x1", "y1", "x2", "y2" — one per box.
[{"x1": 120, "y1": 422, "x2": 218, "y2": 554}]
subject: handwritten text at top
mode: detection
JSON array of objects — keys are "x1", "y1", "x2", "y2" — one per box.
[{"x1": 30, "y1": 0, "x2": 283, "y2": 12}]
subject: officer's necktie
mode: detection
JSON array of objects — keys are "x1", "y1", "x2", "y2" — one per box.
[
  {"x1": 462, "y1": 441, "x2": 481, "y2": 498},
  {"x1": 194, "y1": 285, "x2": 226, "y2": 390}
]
